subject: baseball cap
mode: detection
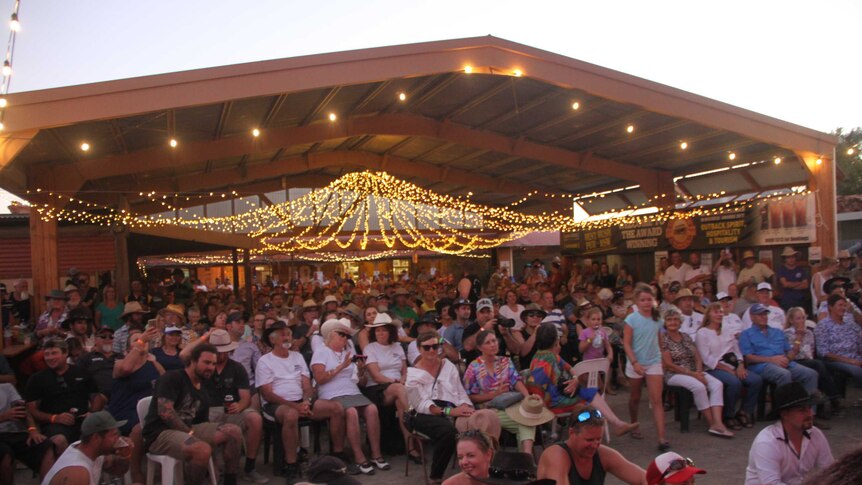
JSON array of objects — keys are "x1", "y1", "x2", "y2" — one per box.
[
  {"x1": 476, "y1": 298, "x2": 493, "y2": 312},
  {"x1": 756, "y1": 282, "x2": 772, "y2": 292},
  {"x1": 163, "y1": 325, "x2": 182, "y2": 334},
  {"x1": 80, "y1": 411, "x2": 127, "y2": 437},
  {"x1": 646, "y1": 452, "x2": 705, "y2": 485},
  {"x1": 716, "y1": 291, "x2": 731, "y2": 301},
  {"x1": 749, "y1": 303, "x2": 770, "y2": 315}
]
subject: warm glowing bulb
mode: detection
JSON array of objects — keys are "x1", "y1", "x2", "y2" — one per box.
[
  {"x1": 464, "y1": 65, "x2": 473, "y2": 74},
  {"x1": 848, "y1": 148, "x2": 856, "y2": 155},
  {"x1": 252, "y1": 128, "x2": 260, "y2": 137},
  {"x1": 571, "y1": 101, "x2": 580, "y2": 110},
  {"x1": 728, "y1": 152, "x2": 736, "y2": 160},
  {"x1": 0, "y1": 98, "x2": 7, "y2": 108},
  {"x1": 626, "y1": 125, "x2": 635, "y2": 133},
  {"x1": 774, "y1": 157, "x2": 782, "y2": 165},
  {"x1": 328, "y1": 113, "x2": 337, "y2": 122},
  {"x1": 80, "y1": 142, "x2": 90, "y2": 152},
  {"x1": 169, "y1": 138, "x2": 178, "y2": 148},
  {"x1": 0, "y1": 121, "x2": 4, "y2": 131},
  {"x1": 2, "y1": 61, "x2": 11, "y2": 77},
  {"x1": 512, "y1": 69, "x2": 523, "y2": 77},
  {"x1": 815, "y1": 158, "x2": 822, "y2": 165},
  {"x1": 9, "y1": 13, "x2": 19, "y2": 32},
  {"x1": 398, "y1": 92, "x2": 406, "y2": 101},
  {"x1": 680, "y1": 141, "x2": 688, "y2": 150}
]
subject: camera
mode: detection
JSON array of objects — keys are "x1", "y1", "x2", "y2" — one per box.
[{"x1": 497, "y1": 318, "x2": 516, "y2": 329}]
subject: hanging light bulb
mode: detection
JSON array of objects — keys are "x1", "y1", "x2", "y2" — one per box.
[
  {"x1": 728, "y1": 152, "x2": 736, "y2": 160},
  {"x1": 848, "y1": 147, "x2": 856, "y2": 155},
  {"x1": 464, "y1": 65, "x2": 473, "y2": 74},
  {"x1": 169, "y1": 138, "x2": 178, "y2": 148},
  {"x1": 571, "y1": 101, "x2": 580, "y2": 110},
  {"x1": 398, "y1": 92, "x2": 406, "y2": 102},
  {"x1": 80, "y1": 142, "x2": 90, "y2": 152},
  {"x1": 679, "y1": 141, "x2": 688, "y2": 150},
  {"x1": 9, "y1": 13, "x2": 19, "y2": 32},
  {"x1": 328, "y1": 113, "x2": 337, "y2": 122},
  {"x1": 815, "y1": 158, "x2": 823, "y2": 165},
  {"x1": 2, "y1": 61, "x2": 11, "y2": 77},
  {"x1": 0, "y1": 98, "x2": 7, "y2": 108},
  {"x1": 774, "y1": 157, "x2": 782, "y2": 165},
  {"x1": 626, "y1": 125, "x2": 635, "y2": 134},
  {"x1": 252, "y1": 128, "x2": 260, "y2": 137}
]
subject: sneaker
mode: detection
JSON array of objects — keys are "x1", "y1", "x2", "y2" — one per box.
[
  {"x1": 282, "y1": 463, "x2": 300, "y2": 480},
  {"x1": 242, "y1": 469, "x2": 270, "y2": 484},
  {"x1": 371, "y1": 457, "x2": 391, "y2": 470},
  {"x1": 358, "y1": 461, "x2": 376, "y2": 475},
  {"x1": 346, "y1": 463, "x2": 361, "y2": 475}
]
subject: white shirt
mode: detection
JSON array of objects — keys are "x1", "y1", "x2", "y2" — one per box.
[
  {"x1": 716, "y1": 266, "x2": 737, "y2": 294},
  {"x1": 42, "y1": 441, "x2": 105, "y2": 485},
  {"x1": 407, "y1": 341, "x2": 420, "y2": 366},
  {"x1": 255, "y1": 351, "x2": 310, "y2": 404},
  {"x1": 311, "y1": 346, "x2": 359, "y2": 400},
  {"x1": 680, "y1": 312, "x2": 703, "y2": 342},
  {"x1": 665, "y1": 263, "x2": 692, "y2": 287},
  {"x1": 744, "y1": 422, "x2": 833, "y2": 485},
  {"x1": 687, "y1": 264, "x2": 712, "y2": 283},
  {"x1": 498, "y1": 304, "x2": 525, "y2": 330},
  {"x1": 696, "y1": 326, "x2": 743, "y2": 370},
  {"x1": 742, "y1": 305, "x2": 786, "y2": 331},
  {"x1": 406, "y1": 360, "x2": 471, "y2": 414},
  {"x1": 364, "y1": 342, "x2": 405, "y2": 385},
  {"x1": 722, "y1": 314, "x2": 745, "y2": 339}
]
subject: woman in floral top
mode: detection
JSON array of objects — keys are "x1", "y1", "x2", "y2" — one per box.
[
  {"x1": 660, "y1": 308, "x2": 733, "y2": 438},
  {"x1": 784, "y1": 306, "x2": 842, "y2": 415},
  {"x1": 526, "y1": 323, "x2": 638, "y2": 436},
  {"x1": 463, "y1": 330, "x2": 535, "y2": 454}
]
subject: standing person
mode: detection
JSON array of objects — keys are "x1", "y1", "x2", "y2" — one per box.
[
  {"x1": 696, "y1": 303, "x2": 762, "y2": 430},
  {"x1": 660, "y1": 309, "x2": 733, "y2": 438},
  {"x1": 41, "y1": 411, "x2": 131, "y2": 485},
  {"x1": 685, "y1": 253, "x2": 712, "y2": 288},
  {"x1": 737, "y1": 251, "x2": 775, "y2": 294},
  {"x1": 142, "y1": 344, "x2": 245, "y2": 485},
  {"x1": 537, "y1": 406, "x2": 647, "y2": 485},
  {"x1": 76, "y1": 325, "x2": 120, "y2": 398},
  {"x1": 623, "y1": 283, "x2": 668, "y2": 451},
  {"x1": 665, "y1": 252, "x2": 692, "y2": 288},
  {"x1": 776, "y1": 247, "x2": 810, "y2": 312},
  {"x1": 713, "y1": 249, "x2": 738, "y2": 295},
  {"x1": 745, "y1": 382, "x2": 833, "y2": 485},
  {"x1": 94, "y1": 285, "x2": 124, "y2": 331}
]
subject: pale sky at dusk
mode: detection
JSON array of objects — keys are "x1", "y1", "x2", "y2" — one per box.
[{"x1": 0, "y1": 0, "x2": 859, "y2": 211}]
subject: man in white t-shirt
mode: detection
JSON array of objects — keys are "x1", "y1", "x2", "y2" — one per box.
[
  {"x1": 685, "y1": 253, "x2": 712, "y2": 288},
  {"x1": 717, "y1": 292, "x2": 745, "y2": 338},
  {"x1": 256, "y1": 322, "x2": 345, "y2": 480},
  {"x1": 674, "y1": 289, "x2": 703, "y2": 342},
  {"x1": 664, "y1": 251, "x2": 692, "y2": 288},
  {"x1": 742, "y1": 283, "x2": 786, "y2": 330}
]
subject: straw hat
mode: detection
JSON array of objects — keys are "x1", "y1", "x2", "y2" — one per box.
[
  {"x1": 322, "y1": 295, "x2": 339, "y2": 305},
  {"x1": 161, "y1": 304, "x2": 186, "y2": 324},
  {"x1": 209, "y1": 328, "x2": 238, "y2": 353},
  {"x1": 300, "y1": 299, "x2": 320, "y2": 313},
  {"x1": 120, "y1": 301, "x2": 146, "y2": 318},
  {"x1": 320, "y1": 318, "x2": 356, "y2": 340},
  {"x1": 673, "y1": 288, "x2": 694, "y2": 302},
  {"x1": 742, "y1": 250, "x2": 756, "y2": 260},
  {"x1": 366, "y1": 313, "x2": 402, "y2": 328},
  {"x1": 505, "y1": 395, "x2": 555, "y2": 427},
  {"x1": 780, "y1": 246, "x2": 799, "y2": 258}
]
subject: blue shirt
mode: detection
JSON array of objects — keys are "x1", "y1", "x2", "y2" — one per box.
[
  {"x1": 776, "y1": 265, "x2": 809, "y2": 309},
  {"x1": 739, "y1": 325, "x2": 795, "y2": 372},
  {"x1": 624, "y1": 312, "x2": 662, "y2": 366},
  {"x1": 443, "y1": 323, "x2": 467, "y2": 351}
]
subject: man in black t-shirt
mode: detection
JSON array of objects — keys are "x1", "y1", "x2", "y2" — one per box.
[
  {"x1": 24, "y1": 339, "x2": 105, "y2": 451},
  {"x1": 76, "y1": 326, "x2": 119, "y2": 397},
  {"x1": 142, "y1": 343, "x2": 244, "y2": 485}
]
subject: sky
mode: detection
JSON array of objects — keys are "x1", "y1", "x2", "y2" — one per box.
[{"x1": 0, "y1": 0, "x2": 859, "y2": 211}]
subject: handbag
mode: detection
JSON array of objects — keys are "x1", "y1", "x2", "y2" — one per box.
[
  {"x1": 487, "y1": 391, "x2": 524, "y2": 410},
  {"x1": 721, "y1": 352, "x2": 740, "y2": 369}
]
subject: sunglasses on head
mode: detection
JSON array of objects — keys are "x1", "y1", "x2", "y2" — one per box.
[
  {"x1": 661, "y1": 457, "x2": 695, "y2": 481},
  {"x1": 420, "y1": 343, "x2": 441, "y2": 351},
  {"x1": 575, "y1": 409, "x2": 603, "y2": 423}
]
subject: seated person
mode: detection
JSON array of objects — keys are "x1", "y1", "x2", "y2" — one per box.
[
  {"x1": 784, "y1": 306, "x2": 842, "y2": 418},
  {"x1": 42, "y1": 411, "x2": 132, "y2": 485},
  {"x1": 142, "y1": 344, "x2": 244, "y2": 485},
  {"x1": 526, "y1": 323, "x2": 637, "y2": 436},
  {"x1": 441, "y1": 430, "x2": 496, "y2": 485},
  {"x1": 741, "y1": 283, "x2": 786, "y2": 330},
  {"x1": 815, "y1": 294, "x2": 862, "y2": 387},
  {"x1": 406, "y1": 312, "x2": 458, "y2": 365},
  {"x1": 151, "y1": 325, "x2": 185, "y2": 371},
  {"x1": 0, "y1": 383, "x2": 54, "y2": 482},
  {"x1": 740, "y1": 304, "x2": 818, "y2": 399},
  {"x1": 256, "y1": 322, "x2": 345, "y2": 481},
  {"x1": 76, "y1": 325, "x2": 120, "y2": 398},
  {"x1": 25, "y1": 339, "x2": 105, "y2": 452}
]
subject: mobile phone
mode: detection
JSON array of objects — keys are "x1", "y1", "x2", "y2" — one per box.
[
  {"x1": 146, "y1": 318, "x2": 158, "y2": 329},
  {"x1": 352, "y1": 355, "x2": 367, "y2": 362}
]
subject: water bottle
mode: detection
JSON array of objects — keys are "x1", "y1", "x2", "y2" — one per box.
[{"x1": 592, "y1": 332, "x2": 603, "y2": 348}]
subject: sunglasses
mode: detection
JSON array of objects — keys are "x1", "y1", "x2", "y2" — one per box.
[
  {"x1": 575, "y1": 409, "x2": 604, "y2": 423},
  {"x1": 661, "y1": 457, "x2": 695, "y2": 481},
  {"x1": 420, "y1": 343, "x2": 441, "y2": 351},
  {"x1": 490, "y1": 467, "x2": 531, "y2": 481},
  {"x1": 335, "y1": 331, "x2": 351, "y2": 338},
  {"x1": 525, "y1": 312, "x2": 543, "y2": 318}
]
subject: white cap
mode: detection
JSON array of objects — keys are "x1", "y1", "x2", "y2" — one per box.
[
  {"x1": 716, "y1": 291, "x2": 731, "y2": 301},
  {"x1": 756, "y1": 282, "x2": 772, "y2": 291},
  {"x1": 476, "y1": 298, "x2": 493, "y2": 312}
]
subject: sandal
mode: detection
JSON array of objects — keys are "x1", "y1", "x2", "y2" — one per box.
[
  {"x1": 736, "y1": 411, "x2": 753, "y2": 428},
  {"x1": 630, "y1": 429, "x2": 644, "y2": 440},
  {"x1": 708, "y1": 427, "x2": 734, "y2": 438}
]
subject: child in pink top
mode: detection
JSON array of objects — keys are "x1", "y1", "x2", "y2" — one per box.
[{"x1": 579, "y1": 307, "x2": 613, "y2": 361}]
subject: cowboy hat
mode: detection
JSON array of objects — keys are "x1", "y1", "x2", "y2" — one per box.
[
  {"x1": 322, "y1": 295, "x2": 339, "y2": 305},
  {"x1": 780, "y1": 246, "x2": 799, "y2": 258},
  {"x1": 120, "y1": 301, "x2": 147, "y2": 318},
  {"x1": 320, "y1": 318, "x2": 356, "y2": 340},
  {"x1": 366, "y1": 313, "x2": 402, "y2": 328},
  {"x1": 520, "y1": 304, "x2": 547, "y2": 322},
  {"x1": 773, "y1": 381, "x2": 825, "y2": 411},
  {"x1": 208, "y1": 328, "x2": 238, "y2": 353},
  {"x1": 741, "y1": 250, "x2": 756, "y2": 260},
  {"x1": 823, "y1": 276, "x2": 852, "y2": 293},
  {"x1": 300, "y1": 299, "x2": 320, "y2": 313},
  {"x1": 63, "y1": 284, "x2": 80, "y2": 293},
  {"x1": 505, "y1": 395, "x2": 554, "y2": 427},
  {"x1": 45, "y1": 289, "x2": 69, "y2": 301},
  {"x1": 673, "y1": 288, "x2": 694, "y2": 302},
  {"x1": 161, "y1": 303, "x2": 186, "y2": 324},
  {"x1": 262, "y1": 321, "x2": 289, "y2": 347}
]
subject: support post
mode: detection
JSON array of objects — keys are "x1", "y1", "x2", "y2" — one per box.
[
  {"x1": 113, "y1": 197, "x2": 131, "y2": 298},
  {"x1": 798, "y1": 151, "x2": 837, "y2": 257},
  {"x1": 243, "y1": 249, "x2": 253, "y2": 302},
  {"x1": 29, "y1": 213, "x2": 59, "y2": 317},
  {"x1": 232, "y1": 249, "x2": 240, "y2": 298}
]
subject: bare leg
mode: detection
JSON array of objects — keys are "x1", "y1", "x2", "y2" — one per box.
[
  {"x1": 521, "y1": 439, "x2": 533, "y2": 456},
  {"x1": 383, "y1": 384, "x2": 411, "y2": 450},
  {"x1": 213, "y1": 423, "x2": 243, "y2": 475},
  {"x1": 277, "y1": 405, "x2": 301, "y2": 464},
  {"x1": 49, "y1": 434, "x2": 68, "y2": 456},
  {"x1": 645, "y1": 374, "x2": 666, "y2": 443},
  {"x1": 129, "y1": 424, "x2": 145, "y2": 483},
  {"x1": 590, "y1": 393, "x2": 638, "y2": 435},
  {"x1": 243, "y1": 410, "x2": 263, "y2": 461},
  {"x1": 181, "y1": 440, "x2": 213, "y2": 485},
  {"x1": 345, "y1": 407, "x2": 367, "y2": 463},
  {"x1": 363, "y1": 404, "x2": 382, "y2": 459},
  {"x1": 628, "y1": 377, "x2": 644, "y2": 423},
  {"x1": 313, "y1": 399, "x2": 346, "y2": 453},
  {"x1": 39, "y1": 444, "x2": 56, "y2": 480}
]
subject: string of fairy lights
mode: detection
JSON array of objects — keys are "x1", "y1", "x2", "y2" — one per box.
[
  {"x1": 0, "y1": 0, "x2": 20, "y2": 131},
  {"x1": 27, "y1": 170, "x2": 814, "y2": 256}
]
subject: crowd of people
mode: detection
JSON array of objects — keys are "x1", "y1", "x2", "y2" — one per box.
[{"x1": 0, "y1": 244, "x2": 861, "y2": 484}]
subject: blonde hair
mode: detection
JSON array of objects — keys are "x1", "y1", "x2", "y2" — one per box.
[
  {"x1": 785, "y1": 307, "x2": 807, "y2": 329},
  {"x1": 700, "y1": 302, "x2": 724, "y2": 334},
  {"x1": 633, "y1": 283, "x2": 659, "y2": 320},
  {"x1": 583, "y1": 307, "x2": 603, "y2": 322}
]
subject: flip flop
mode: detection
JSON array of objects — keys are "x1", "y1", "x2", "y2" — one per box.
[
  {"x1": 630, "y1": 429, "x2": 644, "y2": 440},
  {"x1": 708, "y1": 428, "x2": 734, "y2": 438}
]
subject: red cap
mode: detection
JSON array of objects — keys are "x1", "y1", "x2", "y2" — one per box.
[{"x1": 646, "y1": 452, "x2": 706, "y2": 485}]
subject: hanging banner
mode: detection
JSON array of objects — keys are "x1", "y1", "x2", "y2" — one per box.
[{"x1": 561, "y1": 193, "x2": 816, "y2": 255}]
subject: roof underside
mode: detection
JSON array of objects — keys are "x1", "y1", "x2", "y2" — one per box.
[{"x1": 0, "y1": 36, "x2": 835, "y2": 216}]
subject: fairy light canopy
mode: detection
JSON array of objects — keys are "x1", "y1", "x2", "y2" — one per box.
[{"x1": 0, "y1": 35, "x2": 838, "y2": 253}]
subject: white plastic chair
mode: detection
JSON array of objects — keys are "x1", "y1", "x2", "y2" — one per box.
[
  {"x1": 571, "y1": 358, "x2": 611, "y2": 443},
  {"x1": 136, "y1": 396, "x2": 217, "y2": 485}
]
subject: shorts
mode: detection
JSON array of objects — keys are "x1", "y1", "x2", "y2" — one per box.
[
  {"x1": 40, "y1": 422, "x2": 80, "y2": 444},
  {"x1": 208, "y1": 406, "x2": 258, "y2": 430},
  {"x1": 625, "y1": 362, "x2": 663, "y2": 379},
  {"x1": 331, "y1": 394, "x2": 372, "y2": 409},
  {"x1": 148, "y1": 422, "x2": 220, "y2": 459},
  {"x1": 0, "y1": 432, "x2": 52, "y2": 472}
]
